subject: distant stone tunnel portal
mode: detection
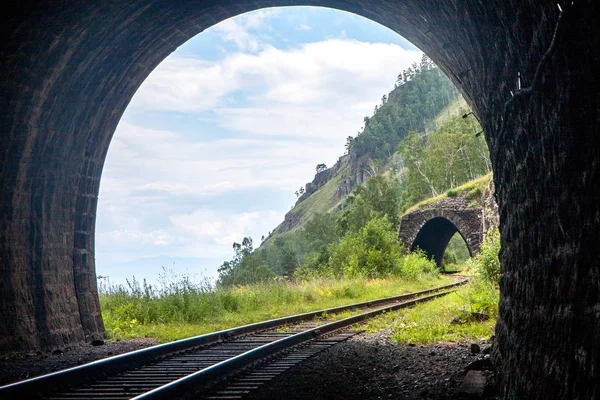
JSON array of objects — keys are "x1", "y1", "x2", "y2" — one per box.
[
  {"x1": 398, "y1": 197, "x2": 486, "y2": 269},
  {"x1": 409, "y1": 217, "x2": 475, "y2": 268}
]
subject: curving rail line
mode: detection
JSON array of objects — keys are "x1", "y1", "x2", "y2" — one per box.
[{"x1": 0, "y1": 280, "x2": 467, "y2": 399}]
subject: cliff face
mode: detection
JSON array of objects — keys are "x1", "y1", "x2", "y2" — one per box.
[
  {"x1": 294, "y1": 156, "x2": 346, "y2": 205},
  {"x1": 295, "y1": 148, "x2": 375, "y2": 205},
  {"x1": 276, "y1": 210, "x2": 304, "y2": 234},
  {"x1": 276, "y1": 149, "x2": 376, "y2": 235}
]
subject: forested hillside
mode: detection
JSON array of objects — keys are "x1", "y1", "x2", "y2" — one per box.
[
  {"x1": 216, "y1": 55, "x2": 492, "y2": 286},
  {"x1": 350, "y1": 55, "x2": 458, "y2": 161}
]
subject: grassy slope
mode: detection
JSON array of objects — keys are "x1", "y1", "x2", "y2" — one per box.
[
  {"x1": 262, "y1": 159, "x2": 349, "y2": 248},
  {"x1": 425, "y1": 96, "x2": 468, "y2": 133},
  {"x1": 402, "y1": 173, "x2": 492, "y2": 215},
  {"x1": 291, "y1": 172, "x2": 344, "y2": 224}
]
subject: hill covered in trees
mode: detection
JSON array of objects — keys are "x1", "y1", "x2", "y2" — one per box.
[{"x1": 216, "y1": 55, "x2": 492, "y2": 286}]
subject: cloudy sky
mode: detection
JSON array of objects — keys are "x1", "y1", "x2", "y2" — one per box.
[{"x1": 95, "y1": 6, "x2": 422, "y2": 285}]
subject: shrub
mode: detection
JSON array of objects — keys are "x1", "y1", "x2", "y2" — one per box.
[
  {"x1": 396, "y1": 249, "x2": 438, "y2": 280},
  {"x1": 467, "y1": 278, "x2": 499, "y2": 316},
  {"x1": 466, "y1": 186, "x2": 482, "y2": 200},
  {"x1": 447, "y1": 188, "x2": 459, "y2": 197},
  {"x1": 328, "y1": 216, "x2": 404, "y2": 278},
  {"x1": 474, "y1": 229, "x2": 501, "y2": 287},
  {"x1": 443, "y1": 249, "x2": 457, "y2": 266}
]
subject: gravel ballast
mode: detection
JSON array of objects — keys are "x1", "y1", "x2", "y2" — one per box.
[
  {"x1": 0, "y1": 332, "x2": 497, "y2": 399},
  {"x1": 0, "y1": 338, "x2": 156, "y2": 386},
  {"x1": 246, "y1": 330, "x2": 498, "y2": 400}
]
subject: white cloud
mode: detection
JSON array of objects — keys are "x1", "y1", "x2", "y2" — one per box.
[
  {"x1": 212, "y1": 9, "x2": 281, "y2": 52},
  {"x1": 130, "y1": 39, "x2": 421, "y2": 114},
  {"x1": 100, "y1": 121, "x2": 339, "y2": 201},
  {"x1": 297, "y1": 24, "x2": 311, "y2": 31},
  {"x1": 99, "y1": 229, "x2": 171, "y2": 246},
  {"x1": 170, "y1": 209, "x2": 280, "y2": 248}
]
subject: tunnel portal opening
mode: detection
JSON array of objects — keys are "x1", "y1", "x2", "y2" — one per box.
[
  {"x1": 410, "y1": 217, "x2": 473, "y2": 269},
  {"x1": 1, "y1": 1, "x2": 599, "y2": 398}
]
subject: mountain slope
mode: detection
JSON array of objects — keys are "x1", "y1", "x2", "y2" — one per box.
[{"x1": 262, "y1": 64, "x2": 462, "y2": 246}]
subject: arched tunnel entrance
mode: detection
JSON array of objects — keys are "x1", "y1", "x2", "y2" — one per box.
[
  {"x1": 410, "y1": 217, "x2": 473, "y2": 269},
  {"x1": 1, "y1": 1, "x2": 599, "y2": 398}
]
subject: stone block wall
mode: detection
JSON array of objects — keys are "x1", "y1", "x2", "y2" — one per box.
[{"x1": 398, "y1": 196, "x2": 486, "y2": 266}]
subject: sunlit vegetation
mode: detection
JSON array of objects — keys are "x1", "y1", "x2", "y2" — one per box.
[
  {"x1": 99, "y1": 273, "x2": 452, "y2": 343},
  {"x1": 99, "y1": 54, "x2": 498, "y2": 345},
  {"x1": 217, "y1": 60, "x2": 491, "y2": 286},
  {"x1": 402, "y1": 173, "x2": 492, "y2": 215},
  {"x1": 359, "y1": 229, "x2": 500, "y2": 344},
  {"x1": 397, "y1": 113, "x2": 490, "y2": 211},
  {"x1": 350, "y1": 55, "x2": 460, "y2": 161},
  {"x1": 442, "y1": 233, "x2": 471, "y2": 272},
  {"x1": 217, "y1": 175, "x2": 410, "y2": 286}
]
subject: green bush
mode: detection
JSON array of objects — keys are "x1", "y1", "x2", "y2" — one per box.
[
  {"x1": 474, "y1": 229, "x2": 501, "y2": 287},
  {"x1": 466, "y1": 186, "x2": 482, "y2": 200},
  {"x1": 447, "y1": 188, "x2": 459, "y2": 197},
  {"x1": 443, "y1": 249, "x2": 457, "y2": 266},
  {"x1": 327, "y1": 217, "x2": 404, "y2": 278},
  {"x1": 466, "y1": 278, "x2": 499, "y2": 316},
  {"x1": 396, "y1": 249, "x2": 438, "y2": 280}
]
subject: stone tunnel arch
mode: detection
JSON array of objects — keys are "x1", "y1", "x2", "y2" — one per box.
[
  {"x1": 410, "y1": 216, "x2": 476, "y2": 268},
  {"x1": 1, "y1": 1, "x2": 599, "y2": 398},
  {"x1": 398, "y1": 203, "x2": 484, "y2": 269}
]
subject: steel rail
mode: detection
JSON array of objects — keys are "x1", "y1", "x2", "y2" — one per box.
[
  {"x1": 133, "y1": 290, "x2": 458, "y2": 399},
  {"x1": 0, "y1": 279, "x2": 467, "y2": 398}
]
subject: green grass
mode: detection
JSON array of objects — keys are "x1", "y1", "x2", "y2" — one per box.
[
  {"x1": 357, "y1": 281, "x2": 497, "y2": 344},
  {"x1": 402, "y1": 173, "x2": 492, "y2": 215},
  {"x1": 100, "y1": 275, "x2": 453, "y2": 343}
]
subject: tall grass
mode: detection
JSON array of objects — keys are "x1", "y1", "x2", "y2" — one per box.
[
  {"x1": 359, "y1": 286, "x2": 497, "y2": 344},
  {"x1": 99, "y1": 269, "x2": 451, "y2": 343}
]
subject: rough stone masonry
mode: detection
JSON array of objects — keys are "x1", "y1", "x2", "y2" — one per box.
[
  {"x1": 397, "y1": 180, "x2": 499, "y2": 267},
  {"x1": 0, "y1": 1, "x2": 598, "y2": 398}
]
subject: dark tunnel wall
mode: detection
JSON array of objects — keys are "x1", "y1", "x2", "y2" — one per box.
[{"x1": 1, "y1": 1, "x2": 599, "y2": 398}]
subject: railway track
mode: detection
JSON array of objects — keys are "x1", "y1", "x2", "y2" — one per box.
[{"x1": 0, "y1": 280, "x2": 467, "y2": 400}]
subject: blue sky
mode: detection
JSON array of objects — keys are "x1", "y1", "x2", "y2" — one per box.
[{"x1": 95, "y1": 6, "x2": 422, "y2": 285}]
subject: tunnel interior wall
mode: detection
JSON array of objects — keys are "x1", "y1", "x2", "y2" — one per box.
[{"x1": 0, "y1": 1, "x2": 599, "y2": 398}]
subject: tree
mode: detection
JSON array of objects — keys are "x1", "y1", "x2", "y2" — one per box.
[
  {"x1": 337, "y1": 175, "x2": 401, "y2": 235},
  {"x1": 351, "y1": 65, "x2": 460, "y2": 162},
  {"x1": 397, "y1": 109, "x2": 491, "y2": 212},
  {"x1": 302, "y1": 212, "x2": 339, "y2": 254},
  {"x1": 217, "y1": 237, "x2": 274, "y2": 286},
  {"x1": 316, "y1": 163, "x2": 327, "y2": 173},
  {"x1": 345, "y1": 136, "x2": 354, "y2": 154},
  {"x1": 419, "y1": 53, "x2": 434, "y2": 71}
]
